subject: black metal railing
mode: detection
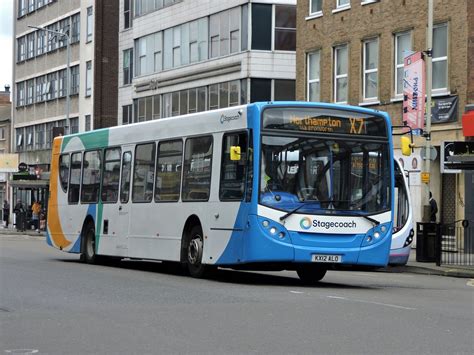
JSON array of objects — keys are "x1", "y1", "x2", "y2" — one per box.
[{"x1": 438, "y1": 221, "x2": 473, "y2": 266}]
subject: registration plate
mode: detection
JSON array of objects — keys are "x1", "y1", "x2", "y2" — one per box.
[{"x1": 312, "y1": 254, "x2": 342, "y2": 263}]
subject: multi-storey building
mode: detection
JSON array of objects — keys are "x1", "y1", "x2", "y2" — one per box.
[
  {"x1": 0, "y1": 86, "x2": 12, "y2": 206},
  {"x1": 296, "y1": 0, "x2": 473, "y2": 225},
  {"x1": 13, "y1": 0, "x2": 118, "y2": 171},
  {"x1": 118, "y1": 0, "x2": 296, "y2": 125}
]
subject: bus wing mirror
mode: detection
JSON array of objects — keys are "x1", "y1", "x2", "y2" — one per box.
[
  {"x1": 401, "y1": 136, "x2": 413, "y2": 156},
  {"x1": 230, "y1": 146, "x2": 241, "y2": 161}
]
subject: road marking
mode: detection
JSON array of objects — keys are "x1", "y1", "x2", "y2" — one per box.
[
  {"x1": 326, "y1": 295, "x2": 416, "y2": 310},
  {"x1": 467, "y1": 279, "x2": 474, "y2": 287},
  {"x1": 290, "y1": 291, "x2": 304, "y2": 294}
]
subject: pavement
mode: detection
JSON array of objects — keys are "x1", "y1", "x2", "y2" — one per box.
[{"x1": 1, "y1": 226, "x2": 473, "y2": 278}]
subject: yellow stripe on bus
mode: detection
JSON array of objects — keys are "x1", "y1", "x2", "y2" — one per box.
[{"x1": 48, "y1": 138, "x2": 71, "y2": 249}]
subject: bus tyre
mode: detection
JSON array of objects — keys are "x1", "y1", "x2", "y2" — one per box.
[
  {"x1": 82, "y1": 222, "x2": 98, "y2": 264},
  {"x1": 296, "y1": 266, "x2": 327, "y2": 285},
  {"x1": 186, "y1": 225, "x2": 212, "y2": 278}
]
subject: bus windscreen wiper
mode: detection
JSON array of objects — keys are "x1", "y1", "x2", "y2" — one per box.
[
  {"x1": 279, "y1": 201, "x2": 321, "y2": 221},
  {"x1": 349, "y1": 212, "x2": 380, "y2": 226}
]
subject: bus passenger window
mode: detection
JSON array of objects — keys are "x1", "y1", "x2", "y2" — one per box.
[
  {"x1": 68, "y1": 152, "x2": 82, "y2": 204},
  {"x1": 155, "y1": 140, "x2": 182, "y2": 202},
  {"x1": 220, "y1": 132, "x2": 248, "y2": 201},
  {"x1": 132, "y1": 143, "x2": 156, "y2": 203},
  {"x1": 59, "y1": 154, "x2": 70, "y2": 192},
  {"x1": 101, "y1": 148, "x2": 121, "y2": 203},
  {"x1": 182, "y1": 136, "x2": 213, "y2": 201},
  {"x1": 120, "y1": 151, "x2": 132, "y2": 203},
  {"x1": 81, "y1": 150, "x2": 102, "y2": 204}
]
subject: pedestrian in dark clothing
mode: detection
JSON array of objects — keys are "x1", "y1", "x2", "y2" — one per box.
[
  {"x1": 429, "y1": 192, "x2": 438, "y2": 223},
  {"x1": 14, "y1": 199, "x2": 26, "y2": 232},
  {"x1": 2, "y1": 200, "x2": 9, "y2": 228}
]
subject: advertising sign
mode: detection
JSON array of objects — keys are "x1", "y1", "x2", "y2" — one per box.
[
  {"x1": 403, "y1": 52, "x2": 425, "y2": 133},
  {"x1": 0, "y1": 154, "x2": 19, "y2": 173},
  {"x1": 431, "y1": 96, "x2": 458, "y2": 124}
]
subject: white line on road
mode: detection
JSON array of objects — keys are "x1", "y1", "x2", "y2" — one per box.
[
  {"x1": 290, "y1": 291, "x2": 304, "y2": 294},
  {"x1": 326, "y1": 295, "x2": 416, "y2": 310},
  {"x1": 467, "y1": 279, "x2": 474, "y2": 287}
]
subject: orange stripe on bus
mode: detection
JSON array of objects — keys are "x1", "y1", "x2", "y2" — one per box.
[{"x1": 48, "y1": 138, "x2": 71, "y2": 249}]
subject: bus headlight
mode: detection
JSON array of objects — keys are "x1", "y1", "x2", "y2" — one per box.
[
  {"x1": 269, "y1": 227, "x2": 277, "y2": 235},
  {"x1": 374, "y1": 232, "x2": 381, "y2": 239},
  {"x1": 262, "y1": 220, "x2": 269, "y2": 228}
]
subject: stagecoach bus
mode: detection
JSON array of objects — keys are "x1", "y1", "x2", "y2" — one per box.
[{"x1": 47, "y1": 101, "x2": 394, "y2": 283}]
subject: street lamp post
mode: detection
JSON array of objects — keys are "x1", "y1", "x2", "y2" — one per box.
[
  {"x1": 28, "y1": 25, "x2": 71, "y2": 135},
  {"x1": 423, "y1": 0, "x2": 434, "y2": 222}
]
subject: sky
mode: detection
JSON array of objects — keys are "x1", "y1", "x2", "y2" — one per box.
[{"x1": 0, "y1": 0, "x2": 13, "y2": 91}]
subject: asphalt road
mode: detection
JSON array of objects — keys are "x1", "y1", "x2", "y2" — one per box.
[{"x1": 1, "y1": 235, "x2": 473, "y2": 355}]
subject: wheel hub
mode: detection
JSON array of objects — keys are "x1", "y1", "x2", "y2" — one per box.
[{"x1": 188, "y1": 237, "x2": 202, "y2": 265}]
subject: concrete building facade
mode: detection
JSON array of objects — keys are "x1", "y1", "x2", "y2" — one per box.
[
  {"x1": 0, "y1": 86, "x2": 12, "y2": 206},
  {"x1": 117, "y1": 0, "x2": 296, "y2": 126},
  {"x1": 296, "y1": 0, "x2": 473, "y2": 225}
]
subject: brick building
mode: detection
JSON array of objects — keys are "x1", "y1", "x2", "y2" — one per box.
[
  {"x1": 0, "y1": 86, "x2": 12, "y2": 206},
  {"x1": 296, "y1": 0, "x2": 473, "y2": 224}
]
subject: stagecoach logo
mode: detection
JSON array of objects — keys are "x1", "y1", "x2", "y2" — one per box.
[
  {"x1": 220, "y1": 113, "x2": 240, "y2": 124},
  {"x1": 300, "y1": 217, "x2": 358, "y2": 230},
  {"x1": 300, "y1": 217, "x2": 312, "y2": 230}
]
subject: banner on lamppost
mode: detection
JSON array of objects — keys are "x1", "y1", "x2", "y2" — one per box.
[{"x1": 403, "y1": 52, "x2": 425, "y2": 133}]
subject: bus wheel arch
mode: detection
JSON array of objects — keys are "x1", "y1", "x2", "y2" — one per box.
[{"x1": 181, "y1": 216, "x2": 213, "y2": 278}]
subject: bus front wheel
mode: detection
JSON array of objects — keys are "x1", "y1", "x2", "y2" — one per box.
[
  {"x1": 186, "y1": 225, "x2": 213, "y2": 278},
  {"x1": 296, "y1": 265, "x2": 327, "y2": 285}
]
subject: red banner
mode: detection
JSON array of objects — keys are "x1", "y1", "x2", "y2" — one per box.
[{"x1": 403, "y1": 52, "x2": 425, "y2": 132}]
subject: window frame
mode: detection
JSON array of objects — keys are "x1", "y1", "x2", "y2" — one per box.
[
  {"x1": 120, "y1": 151, "x2": 132, "y2": 203},
  {"x1": 85, "y1": 61, "x2": 92, "y2": 97},
  {"x1": 155, "y1": 139, "x2": 183, "y2": 203},
  {"x1": 59, "y1": 153, "x2": 70, "y2": 193},
  {"x1": 432, "y1": 22, "x2": 449, "y2": 94},
  {"x1": 132, "y1": 142, "x2": 156, "y2": 203},
  {"x1": 68, "y1": 151, "x2": 82, "y2": 204},
  {"x1": 101, "y1": 147, "x2": 122, "y2": 204},
  {"x1": 362, "y1": 37, "x2": 379, "y2": 102},
  {"x1": 86, "y1": 6, "x2": 93, "y2": 43},
  {"x1": 394, "y1": 30, "x2": 412, "y2": 98},
  {"x1": 334, "y1": 44, "x2": 349, "y2": 104},
  {"x1": 81, "y1": 149, "x2": 102, "y2": 204},
  {"x1": 307, "y1": 50, "x2": 321, "y2": 102},
  {"x1": 309, "y1": 0, "x2": 323, "y2": 16}
]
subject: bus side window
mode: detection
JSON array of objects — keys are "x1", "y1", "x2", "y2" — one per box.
[
  {"x1": 182, "y1": 136, "x2": 213, "y2": 201},
  {"x1": 101, "y1": 147, "x2": 121, "y2": 203},
  {"x1": 132, "y1": 143, "x2": 156, "y2": 203},
  {"x1": 155, "y1": 140, "x2": 182, "y2": 202},
  {"x1": 59, "y1": 153, "x2": 70, "y2": 193},
  {"x1": 120, "y1": 151, "x2": 132, "y2": 203},
  {"x1": 68, "y1": 152, "x2": 82, "y2": 204},
  {"x1": 81, "y1": 150, "x2": 102, "y2": 204},
  {"x1": 220, "y1": 132, "x2": 248, "y2": 201}
]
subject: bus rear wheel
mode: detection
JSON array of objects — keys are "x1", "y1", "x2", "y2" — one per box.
[
  {"x1": 296, "y1": 265, "x2": 327, "y2": 285},
  {"x1": 186, "y1": 225, "x2": 213, "y2": 278},
  {"x1": 82, "y1": 222, "x2": 98, "y2": 264}
]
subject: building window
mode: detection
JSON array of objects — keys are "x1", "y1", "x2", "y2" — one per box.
[
  {"x1": 27, "y1": 33, "x2": 35, "y2": 59},
  {"x1": 86, "y1": 6, "x2": 93, "y2": 42},
  {"x1": 71, "y1": 14, "x2": 80, "y2": 43},
  {"x1": 85, "y1": 61, "x2": 92, "y2": 97},
  {"x1": 85, "y1": 115, "x2": 92, "y2": 131},
  {"x1": 0, "y1": 127, "x2": 5, "y2": 140},
  {"x1": 17, "y1": 82, "x2": 25, "y2": 107},
  {"x1": 334, "y1": 44, "x2": 348, "y2": 103},
  {"x1": 154, "y1": 33, "x2": 162, "y2": 72},
  {"x1": 35, "y1": 76, "x2": 45, "y2": 103},
  {"x1": 58, "y1": 69, "x2": 66, "y2": 97},
  {"x1": 70, "y1": 117, "x2": 79, "y2": 134},
  {"x1": 71, "y1": 65, "x2": 80, "y2": 95},
  {"x1": 17, "y1": 37, "x2": 26, "y2": 62},
  {"x1": 307, "y1": 51, "x2": 321, "y2": 101},
  {"x1": 394, "y1": 31, "x2": 412, "y2": 97},
  {"x1": 26, "y1": 79, "x2": 34, "y2": 105},
  {"x1": 28, "y1": 0, "x2": 35, "y2": 13},
  {"x1": 124, "y1": 0, "x2": 132, "y2": 29},
  {"x1": 250, "y1": 79, "x2": 271, "y2": 102},
  {"x1": 37, "y1": 30, "x2": 46, "y2": 55},
  {"x1": 363, "y1": 38, "x2": 379, "y2": 101},
  {"x1": 16, "y1": 128, "x2": 24, "y2": 152},
  {"x1": 337, "y1": 0, "x2": 350, "y2": 9},
  {"x1": 251, "y1": 4, "x2": 272, "y2": 51},
  {"x1": 310, "y1": 0, "x2": 322, "y2": 15},
  {"x1": 18, "y1": 0, "x2": 26, "y2": 17},
  {"x1": 46, "y1": 72, "x2": 57, "y2": 100},
  {"x1": 35, "y1": 124, "x2": 45, "y2": 149},
  {"x1": 122, "y1": 104, "x2": 132, "y2": 125},
  {"x1": 274, "y1": 80, "x2": 295, "y2": 101},
  {"x1": 274, "y1": 5, "x2": 296, "y2": 51},
  {"x1": 432, "y1": 22, "x2": 448, "y2": 93}
]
